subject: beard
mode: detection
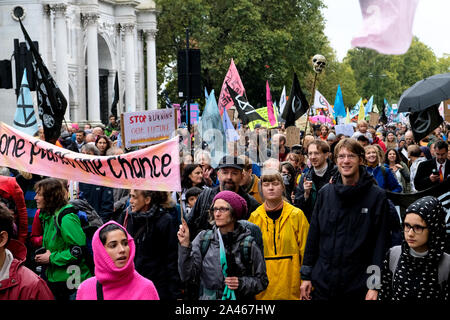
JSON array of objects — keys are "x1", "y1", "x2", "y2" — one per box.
[{"x1": 221, "y1": 180, "x2": 237, "y2": 192}]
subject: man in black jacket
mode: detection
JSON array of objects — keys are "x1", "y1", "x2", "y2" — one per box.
[
  {"x1": 187, "y1": 155, "x2": 260, "y2": 240},
  {"x1": 300, "y1": 138, "x2": 390, "y2": 301},
  {"x1": 78, "y1": 144, "x2": 114, "y2": 222},
  {"x1": 294, "y1": 139, "x2": 337, "y2": 222},
  {"x1": 414, "y1": 140, "x2": 449, "y2": 191}
]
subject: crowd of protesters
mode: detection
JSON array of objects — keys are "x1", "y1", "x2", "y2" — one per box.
[{"x1": 0, "y1": 114, "x2": 449, "y2": 301}]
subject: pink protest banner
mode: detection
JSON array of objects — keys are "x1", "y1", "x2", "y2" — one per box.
[
  {"x1": 217, "y1": 58, "x2": 246, "y2": 115},
  {"x1": 266, "y1": 80, "x2": 276, "y2": 126},
  {"x1": 351, "y1": 0, "x2": 419, "y2": 55},
  {"x1": 0, "y1": 122, "x2": 181, "y2": 192}
]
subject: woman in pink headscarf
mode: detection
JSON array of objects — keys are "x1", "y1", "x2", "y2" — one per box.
[{"x1": 76, "y1": 221, "x2": 159, "y2": 300}]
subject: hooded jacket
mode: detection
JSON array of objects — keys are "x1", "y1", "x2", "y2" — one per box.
[
  {"x1": 366, "y1": 165, "x2": 402, "y2": 192},
  {"x1": 0, "y1": 176, "x2": 28, "y2": 244},
  {"x1": 300, "y1": 166, "x2": 390, "y2": 300},
  {"x1": 248, "y1": 201, "x2": 310, "y2": 300},
  {"x1": 117, "y1": 204, "x2": 180, "y2": 300},
  {"x1": 76, "y1": 221, "x2": 159, "y2": 300},
  {"x1": 0, "y1": 239, "x2": 54, "y2": 300},
  {"x1": 39, "y1": 204, "x2": 92, "y2": 283},
  {"x1": 178, "y1": 224, "x2": 268, "y2": 300}
]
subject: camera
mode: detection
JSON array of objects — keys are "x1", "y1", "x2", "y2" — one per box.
[
  {"x1": 70, "y1": 245, "x2": 83, "y2": 259},
  {"x1": 432, "y1": 168, "x2": 439, "y2": 175},
  {"x1": 35, "y1": 247, "x2": 46, "y2": 255}
]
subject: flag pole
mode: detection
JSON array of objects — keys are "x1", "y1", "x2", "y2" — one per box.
[
  {"x1": 302, "y1": 54, "x2": 326, "y2": 145},
  {"x1": 303, "y1": 72, "x2": 317, "y2": 141}
]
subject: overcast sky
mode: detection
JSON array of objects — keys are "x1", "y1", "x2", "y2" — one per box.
[{"x1": 322, "y1": 0, "x2": 450, "y2": 61}]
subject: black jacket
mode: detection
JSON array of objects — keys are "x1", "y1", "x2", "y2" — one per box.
[
  {"x1": 294, "y1": 160, "x2": 337, "y2": 222},
  {"x1": 414, "y1": 158, "x2": 450, "y2": 191},
  {"x1": 117, "y1": 204, "x2": 180, "y2": 300},
  {"x1": 300, "y1": 166, "x2": 390, "y2": 300},
  {"x1": 79, "y1": 183, "x2": 114, "y2": 222},
  {"x1": 187, "y1": 186, "x2": 260, "y2": 240}
]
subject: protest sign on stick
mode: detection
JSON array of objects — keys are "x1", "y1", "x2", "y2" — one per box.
[
  {"x1": 369, "y1": 112, "x2": 380, "y2": 127},
  {"x1": 122, "y1": 109, "x2": 176, "y2": 149},
  {"x1": 0, "y1": 122, "x2": 181, "y2": 192},
  {"x1": 285, "y1": 126, "x2": 301, "y2": 148}
]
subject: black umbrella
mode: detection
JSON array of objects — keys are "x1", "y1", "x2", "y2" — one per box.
[{"x1": 397, "y1": 72, "x2": 450, "y2": 113}]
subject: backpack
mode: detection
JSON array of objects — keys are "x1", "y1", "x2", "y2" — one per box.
[
  {"x1": 388, "y1": 245, "x2": 450, "y2": 288},
  {"x1": 54, "y1": 199, "x2": 104, "y2": 274},
  {"x1": 199, "y1": 229, "x2": 255, "y2": 275}
]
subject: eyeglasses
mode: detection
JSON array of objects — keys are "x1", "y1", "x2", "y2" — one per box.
[
  {"x1": 403, "y1": 223, "x2": 428, "y2": 234},
  {"x1": 210, "y1": 207, "x2": 230, "y2": 214},
  {"x1": 337, "y1": 153, "x2": 358, "y2": 160}
]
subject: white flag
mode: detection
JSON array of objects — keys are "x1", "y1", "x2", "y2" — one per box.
[
  {"x1": 312, "y1": 90, "x2": 331, "y2": 112},
  {"x1": 279, "y1": 85, "x2": 287, "y2": 116}
]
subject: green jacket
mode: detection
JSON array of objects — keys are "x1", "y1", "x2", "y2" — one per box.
[{"x1": 40, "y1": 204, "x2": 92, "y2": 283}]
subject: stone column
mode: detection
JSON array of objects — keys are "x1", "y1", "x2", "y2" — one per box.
[
  {"x1": 51, "y1": 4, "x2": 70, "y2": 120},
  {"x1": 83, "y1": 13, "x2": 101, "y2": 124},
  {"x1": 123, "y1": 23, "x2": 136, "y2": 112},
  {"x1": 42, "y1": 5, "x2": 52, "y2": 66},
  {"x1": 145, "y1": 29, "x2": 158, "y2": 110},
  {"x1": 137, "y1": 30, "x2": 145, "y2": 111}
]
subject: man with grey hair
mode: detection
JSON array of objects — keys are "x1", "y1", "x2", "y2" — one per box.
[
  {"x1": 399, "y1": 130, "x2": 415, "y2": 164},
  {"x1": 92, "y1": 126, "x2": 104, "y2": 138},
  {"x1": 85, "y1": 133, "x2": 96, "y2": 143},
  {"x1": 80, "y1": 143, "x2": 100, "y2": 155}
]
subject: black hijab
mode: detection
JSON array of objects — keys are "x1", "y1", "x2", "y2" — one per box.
[{"x1": 387, "y1": 196, "x2": 447, "y2": 301}]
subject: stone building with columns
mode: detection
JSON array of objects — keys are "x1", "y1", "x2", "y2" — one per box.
[{"x1": 0, "y1": 0, "x2": 158, "y2": 127}]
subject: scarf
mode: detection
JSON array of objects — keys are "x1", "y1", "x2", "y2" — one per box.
[
  {"x1": 313, "y1": 163, "x2": 328, "y2": 177},
  {"x1": 264, "y1": 200, "x2": 284, "y2": 212},
  {"x1": 389, "y1": 196, "x2": 447, "y2": 301},
  {"x1": 217, "y1": 228, "x2": 236, "y2": 300}
]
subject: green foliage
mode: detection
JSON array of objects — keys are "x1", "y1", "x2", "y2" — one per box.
[
  {"x1": 155, "y1": 0, "x2": 328, "y2": 107},
  {"x1": 345, "y1": 37, "x2": 442, "y2": 111},
  {"x1": 154, "y1": 1, "x2": 448, "y2": 114},
  {"x1": 436, "y1": 54, "x2": 450, "y2": 74}
]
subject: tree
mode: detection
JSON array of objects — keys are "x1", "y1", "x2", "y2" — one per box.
[
  {"x1": 435, "y1": 54, "x2": 449, "y2": 74},
  {"x1": 345, "y1": 37, "x2": 440, "y2": 111},
  {"x1": 155, "y1": 0, "x2": 329, "y2": 108}
]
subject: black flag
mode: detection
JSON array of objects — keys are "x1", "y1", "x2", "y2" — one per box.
[
  {"x1": 281, "y1": 73, "x2": 309, "y2": 127},
  {"x1": 409, "y1": 104, "x2": 443, "y2": 142},
  {"x1": 226, "y1": 82, "x2": 265, "y2": 125},
  {"x1": 379, "y1": 100, "x2": 388, "y2": 124},
  {"x1": 110, "y1": 71, "x2": 119, "y2": 118},
  {"x1": 19, "y1": 18, "x2": 67, "y2": 144}
]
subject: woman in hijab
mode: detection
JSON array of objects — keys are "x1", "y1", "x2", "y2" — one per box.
[
  {"x1": 377, "y1": 196, "x2": 449, "y2": 301},
  {"x1": 76, "y1": 221, "x2": 159, "y2": 300}
]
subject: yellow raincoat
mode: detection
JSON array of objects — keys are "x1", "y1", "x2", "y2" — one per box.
[{"x1": 248, "y1": 201, "x2": 309, "y2": 300}]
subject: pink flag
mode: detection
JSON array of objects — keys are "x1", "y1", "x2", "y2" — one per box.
[
  {"x1": 266, "y1": 81, "x2": 276, "y2": 126},
  {"x1": 218, "y1": 59, "x2": 246, "y2": 115},
  {"x1": 351, "y1": 0, "x2": 419, "y2": 55}
]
